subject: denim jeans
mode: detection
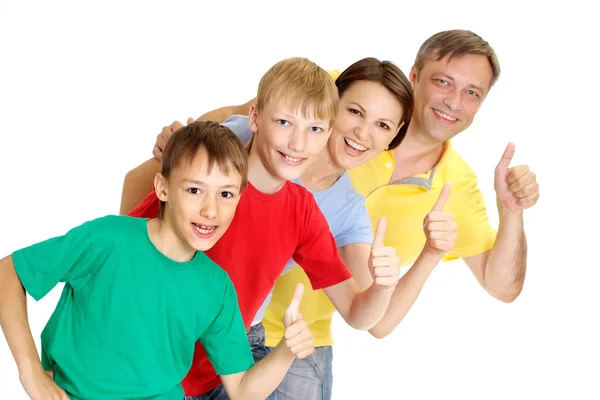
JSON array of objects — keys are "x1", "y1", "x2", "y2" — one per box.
[{"x1": 186, "y1": 322, "x2": 334, "y2": 400}]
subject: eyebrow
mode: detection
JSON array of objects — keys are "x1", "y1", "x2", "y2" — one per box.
[
  {"x1": 279, "y1": 112, "x2": 329, "y2": 125},
  {"x1": 438, "y1": 74, "x2": 485, "y2": 93},
  {"x1": 348, "y1": 102, "x2": 396, "y2": 126},
  {"x1": 185, "y1": 180, "x2": 240, "y2": 190}
]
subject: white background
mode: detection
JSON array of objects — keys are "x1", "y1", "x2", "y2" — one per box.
[{"x1": 1, "y1": 1, "x2": 597, "y2": 399}]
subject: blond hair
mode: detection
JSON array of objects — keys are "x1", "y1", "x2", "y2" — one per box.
[
  {"x1": 414, "y1": 30, "x2": 501, "y2": 88},
  {"x1": 256, "y1": 57, "x2": 339, "y2": 129}
]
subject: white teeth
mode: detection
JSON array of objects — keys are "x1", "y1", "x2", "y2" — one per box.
[
  {"x1": 193, "y1": 223, "x2": 216, "y2": 234},
  {"x1": 344, "y1": 138, "x2": 368, "y2": 152},
  {"x1": 434, "y1": 109, "x2": 457, "y2": 121},
  {"x1": 284, "y1": 154, "x2": 303, "y2": 163}
]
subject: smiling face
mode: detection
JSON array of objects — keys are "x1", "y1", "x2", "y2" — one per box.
[
  {"x1": 248, "y1": 99, "x2": 332, "y2": 182},
  {"x1": 328, "y1": 80, "x2": 405, "y2": 170},
  {"x1": 410, "y1": 53, "x2": 493, "y2": 143},
  {"x1": 156, "y1": 145, "x2": 243, "y2": 253}
]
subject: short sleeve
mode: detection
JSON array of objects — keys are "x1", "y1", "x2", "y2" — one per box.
[
  {"x1": 200, "y1": 279, "x2": 255, "y2": 376},
  {"x1": 334, "y1": 195, "x2": 373, "y2": 248},
  {"x1": 222, "y1": 115, "x2": 253, "y2": 147},
  {"x1": 444, "y1": 176, "x2": 497, "y2": 261},
  {"x1": 293, "y1": 199, "x2": 353, "y2": 290},
  {"x1": 12, "y1": 222, "x2": 92, "y2": 301}
]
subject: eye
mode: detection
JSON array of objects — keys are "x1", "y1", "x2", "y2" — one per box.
[
  {"x1": 435, "y1": 79, "x2": 449, "y2": 86},
  {"x1": 187, "y1": 188, "x2": 201, "y2": 195},
  {"x1": 377, "y1": 122, "x2": 390, "y2": 130},
  {"x1": 309, "y1": 126, "x2": 324, "y2": 133},
  {"x1": 220, "y1": 191, "x2": 234, "y2": 198},
  {"x1": 348, "y1": 108, "x2": 362, "y2": 116},
  {"x1": 466, "y1": 89, "x2": 480, "y2": 98},
  {"x1": 276, "y1": 119, "x2": 290, "y2": 126}
]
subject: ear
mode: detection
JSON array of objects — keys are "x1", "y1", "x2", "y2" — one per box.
[
  {"x1": 248, "y1": 104, "x2": 259, "y2": 134},
  {"x1": 409, "y1": 66, "x2": 418, "y2": 89},
  {"x1": 154, "y1": 173, "x2": 169, "y2": 203}
]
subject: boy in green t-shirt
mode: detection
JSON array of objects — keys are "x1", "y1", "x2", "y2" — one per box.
[{"x1": 0, "y1": 120, "x2": 314, "y2": 400}]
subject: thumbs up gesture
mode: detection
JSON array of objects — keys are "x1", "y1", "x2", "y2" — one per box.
[
  {"x1": 369, "y1": 217, "x2": 401, "y2": 292},
  {"x1": 494, "y1": 143, "x2": 539, "y2": 214},
  {"x1": 423, "y1": 182, "x2": 457, "y2": 256},
  {"x1": 282, "y1": 284, "x2": 314, "y2": 359}
]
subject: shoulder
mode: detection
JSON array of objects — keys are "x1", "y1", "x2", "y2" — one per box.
[
  {"x1": 82, "y1": 215, "x2": 145, "y2": 243},
  {"x1": 442, "y1": 148, "x2": 480, "y2": 189},
  {"x1": 285, "y1": 181, "x2": 318, "y2": 207}
]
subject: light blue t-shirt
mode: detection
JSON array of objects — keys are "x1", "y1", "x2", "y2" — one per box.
[{"x1": 222, "y1": 115, "x2": 374, "y2": 324}]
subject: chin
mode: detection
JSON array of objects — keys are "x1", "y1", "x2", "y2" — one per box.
[{"x1": 274, "y1": 165, "x2": 308, "y2": 181}]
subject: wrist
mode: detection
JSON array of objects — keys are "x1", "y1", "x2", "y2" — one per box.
[
  {"x1": 18, "y1": 358, "x2": 44, "y2": 380},
  {"x1": 274, "y1": 339, "x2": 294, "y2": 359},
  {"x1": 371, "y1": 283, "x2": 396, "y2": 295},
  {"x1": 496, "y1": 199, "x2": 524, "y2": 220}
]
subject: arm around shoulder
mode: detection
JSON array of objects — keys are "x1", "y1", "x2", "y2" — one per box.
[{"x1": 198, "y1": 98, "x2": 255, "y2": 123}]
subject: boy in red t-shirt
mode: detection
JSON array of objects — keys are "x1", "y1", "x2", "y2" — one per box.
[{"x1": 124, "y1": 57, "x2": 402, "y2": 399}]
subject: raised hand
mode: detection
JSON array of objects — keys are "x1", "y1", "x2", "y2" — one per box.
[
  {"x1": 282, "y1": 284, "x2": 313, "y2": 359},
  {"x1": 368, "y1": 217, "x2": 401, "y2": 291},
  {"x1": 494, "y1": 143, "x2": 539, "y2": 214},
  {"x1": 422, "y1": 182, "x2": 457, "y2": 256}
]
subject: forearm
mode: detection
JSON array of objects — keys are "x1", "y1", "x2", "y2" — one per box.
[
  {"x1": 345, "y1": 283, "x2": 395, "y2": 331},
  {"x1": 198, "y1": 106, "x2": 237, "y2": 123},
  {"x1": 119, "y1": 158, "x2": 161, "y2": 215},
  {"x1": 369, "y1": 252, "x2": 441, "y2": 338},
  {"x1": 231, "y1": 340, "x2": 293, "y2": 400},
  {"x1": 484, "y1": 212, "x2": 527, "y2": 302},
  {"x1": 0, "y1": 255, "x2": 43, "y2": 377},
  {"x1": 198, "y1": 99, "x2": 254, "y2": 123}
]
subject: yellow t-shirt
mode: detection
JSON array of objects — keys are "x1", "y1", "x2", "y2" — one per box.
[{"x1": 261, "y1": 73, "x2": 497, "y2": 348}]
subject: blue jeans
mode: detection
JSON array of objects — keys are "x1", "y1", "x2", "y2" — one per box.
[{"x1": 187, "y1": 323, "x2": 334, "y2": 400}]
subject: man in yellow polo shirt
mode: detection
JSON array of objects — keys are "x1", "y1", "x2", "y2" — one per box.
[
  {"x1": 261, "y1": 32, "x2": 539, "y2": 360},
  {"x1": 147, "y1": 30, "x2": 540, "y2": 400}
]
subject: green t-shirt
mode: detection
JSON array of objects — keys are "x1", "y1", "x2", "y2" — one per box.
[{"x1": 12, "y1": 215, "x2": 254, "y2": 400}]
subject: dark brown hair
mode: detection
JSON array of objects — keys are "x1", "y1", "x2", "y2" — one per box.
[
  {"x1": 158, "y1": 120, "x2": 248, "y2": 218},
  {"x1": 414, "y1": 29, "x2": 501, "y2": 88},
  {"x1": 335, "y1": 57, "x2": 413, "y2": 150}
]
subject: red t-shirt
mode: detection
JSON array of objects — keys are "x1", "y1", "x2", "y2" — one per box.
[{"x1": 127, "y1": 181, "x2": 352, "y2": 396}]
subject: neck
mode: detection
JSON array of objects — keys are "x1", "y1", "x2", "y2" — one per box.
[
  {"x1": 300, "y1": 146, "x2": 344, "y2": 191},
  {"x1": 393, "y1": 121, "x2": 445, "y2": 169},
  {"x1": 147, "y1": 218, "x2": 195, "y2": 262},
  {"x1": 246, "y1": 150, "x2": 286, "y2": 194}
]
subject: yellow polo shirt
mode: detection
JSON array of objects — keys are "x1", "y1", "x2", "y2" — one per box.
[{"x1": 261, "y1": 72, "x2": 497, "y2": 348}]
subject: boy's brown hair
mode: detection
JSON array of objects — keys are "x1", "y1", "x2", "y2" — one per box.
[
  {"x1": 158, "y1": 120, "x2": 248, "y2": 218},
  {"x1": 414, "y1": 29, "x2": 501, "y2": 88},
  {"x1": 335, "y1": 57, "x2": 414, "y2": 150},
  {"x1": 255, "y1": 57, "x2": 339, "y2": 130}
]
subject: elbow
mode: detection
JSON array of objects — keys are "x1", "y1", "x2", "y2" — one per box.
[
  {"x1": 368, "y1": 327, "x2": 391, "y2": 339},
  {"x1": 492, "y1": 286, "x2": 523, "y2": 304}
]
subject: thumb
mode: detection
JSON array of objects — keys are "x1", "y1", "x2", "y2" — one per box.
[
  {"x1": 286, "y1": 283, "x2": 304, "y2": 317},
  {"x1": 496, "y1": 143, "x2": 515, "y2": 177},
  {"x1": 431, "y1": 182, "x2": 451, "y2": 211},
  {"x1": 372, "y1": 216, "x2": 387, "y2": 248},
  {"x1": 187, "y1": 117, "x2": 196, "y2": 125}
]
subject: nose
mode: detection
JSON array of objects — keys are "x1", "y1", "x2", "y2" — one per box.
[
  {"x1": 200, "y1": 196, "x2": 217, "y2": 220},
  {"x1": 353, "y1": 120, "x2": 369, "y2": 142},
  {"x1": 442, "y1": 87, "x2": 461, "y2": 111},
  {"x1": 288, "y1": 127, "x2": 306, "y2": 154}
]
